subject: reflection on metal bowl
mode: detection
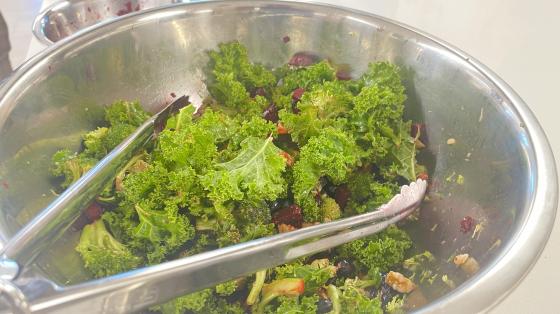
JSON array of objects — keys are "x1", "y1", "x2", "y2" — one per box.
[{"x1": 1, "y1": 1, "x2": 557, "y2": 312}]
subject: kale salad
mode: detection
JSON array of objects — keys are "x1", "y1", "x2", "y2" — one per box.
[{"x1": 50, "y1": 42, "x2": 447, "y2": 314}]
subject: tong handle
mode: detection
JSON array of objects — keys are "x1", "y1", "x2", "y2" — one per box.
[{"x1": 23, "y1": 180, "x2": 426, "y2": 313}]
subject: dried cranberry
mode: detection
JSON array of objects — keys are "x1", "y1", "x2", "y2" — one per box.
[
  {"x1": 292, "y1": 87, "x2": 305, "y2": 102},
  {"x1": 262, "y1": 103, "x2": 279, "y2": 123},
  {"x1": 334, "y1": 185, "x2": 350, "y2": 209},
  {"x1": 170, "y1": 92, "x2": 176, "y2": 98},
  {"x1": 280, "y1": 151, "x2": 294, "y2": 166},
  {"x1": 272, "y1": 204, "x2": 303, "y2": 228},
  {"x1": 85, "y1": 202, "x2": 104, "y2": 222},
  {"x1": 417, "y1": 172, "x2": 429, "y2": 181},
  {"x1": 317, "y1": 298, "x2": 333, "y2": 314},
  {"x1": 288, "y1": 52, "x2": 319, "y2": 67},
  {"x1": 282, "y1": 35, "x2": 290, "y2": 43},
  {"x1": 336, "y1": 260, "x2": 355, "y2": 278},
  {"x1": 460, "y1": 216, "x2": 475, "y2": 234},
  {"x1": 336, "y1": 69, "x2": 352, "y2": 81},
  {"x1": 251, "y1": 87, "x2": 266, "y2": 98}
]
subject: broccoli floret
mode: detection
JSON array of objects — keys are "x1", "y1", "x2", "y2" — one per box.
[
  {"x1": 321, "y1": 195, "x2": 341, "y2": 222},
  {"x1": 76, "y1": 219, "x2": 141, "y2": 278},
  {"x1": 337, "y1": 225, "x2": 412, "y2": 273},
  {"x1": 50, "y1": 149, "x2": 97, "y2": 188}
]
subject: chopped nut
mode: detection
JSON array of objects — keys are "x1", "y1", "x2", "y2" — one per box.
[
  {"x1": 301, "y1": 222, "x2": 319, "y2": 228},
  {"x1": 385, "y1": 271, "x2": 416, "y2": 293},
  {"x1": 453, "y1": 254, "x2": 480, "y2": 275},
  {"x1": 453, "y1": 253, "x2": 469, "y2": 266},
  {"x1": 447, "y1": 138, "x2": 456, "y2": 145},
  {"x1": 278, "y1": 223, "x2": 296, "y2": 233},
  {"x1": 279, "y1": 151, "x2": 294, "y2": 166},
  {"x1": 277, "y1": 122, "x2": 288, "y2": 134}
]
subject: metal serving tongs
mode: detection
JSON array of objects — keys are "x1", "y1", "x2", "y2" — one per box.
[{"x1": 0, "y1": 96, "x2": 427, "y2": 314}]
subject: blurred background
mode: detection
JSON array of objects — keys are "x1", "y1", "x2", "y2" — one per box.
[{"x1": 0, "y1": 0, "x2": 558, "y2": 312}]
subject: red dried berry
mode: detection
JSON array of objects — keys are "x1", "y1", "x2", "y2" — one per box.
[
  {"x1": 336, "y1": 69, "x2": 352, "y2": 81},
  {"x1": 282, "y1": 36, "x2": 290, "y2": 43},
  {"x1": 288, "y1": 52, "x2": 319, "y2": 67},
  {"x1": 292, "y1": 87, "x2": 305, "y2": 102},
  {"x1": 417, "y1": 172, "x2": 429, "y2": 181},
  {"x1": 334, "y1": 185, "x2": 351, "y2": 209},
  {"x1": 272, "y1": 205, "x2": 303, "y2": 228},
  {"x1": 262, "y1": 103, "x2": 279, "y2": 123},
  {"x1": 460, "y1": 216, "x2": 475, "y2": 234},
  {"x1": 85, "y1": 202, "x2": 104, "y2": 222},
  {"x1": 170, "y1": 92, "x2": 176, "y2": 98}
]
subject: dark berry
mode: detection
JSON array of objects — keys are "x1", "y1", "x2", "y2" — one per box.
[
  {"x1": 288, "y1": 52, "x2": 319, "y2": 67},
  {"x1": 316, "y1": 298, "x2": 333, "y2": 314},
  {"x1": 334, "y1": 185, "x2": 350, "y2": 209},
  {"x1": 262, "y1": 103, "x2": 279, "y2": 123},
  {"x1": 336, "y1": 69, "x2": 352, "y2": 81},
  {"x1": 272, "y1": 204, "x2": 303, "y2": 228},
  {"x1": 251, "y1": 87, "x2": 266, "y2": 98},
  {"x1": 282, "y1": 35, "x2": 290, "y2": 43},
  {"x1": 85, "y1": 202, "x2": 104, "y2": 222},
  {"x1": 292, "y1": 87, "x2": 305, "y2": 102},
  {"x1": 336, "y1": 260, "x2": 355, "y2": 278},
  {"x1": 460, "y1": 216, "x2": 475, "y2": 234}
]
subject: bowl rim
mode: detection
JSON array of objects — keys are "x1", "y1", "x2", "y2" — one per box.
[{"x1": 3, "y1": 0, "x2": 558, "y2": 312}]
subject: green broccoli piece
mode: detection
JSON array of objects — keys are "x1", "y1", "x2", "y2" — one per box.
[
  {"x1": 321, "y1": 195, "x2": 341, "y2": 222},
  {"x1": 338, "y1": 225, "x2": 412, "y2": 273},
  {"x1": 50, "y1": 149, "x2": 97, "y2": 188},
  {"x1": 292, "y1": 128, "x2": 361, "y2": 222},
  {"x1": 76, "y1": 219, "x2": 141, "y2": 278}
]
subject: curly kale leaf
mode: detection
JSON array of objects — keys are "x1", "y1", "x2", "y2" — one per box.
[
  {"x1": 270, "y1": 295, "x2": 319, "y2": 314},
  {"x1": 201, "y1": 136, "x2": 286, "y2": 204},
  {"x1": 50, "y1": 149, "x2": 97, "y2": 188},
  {"x1": 346, "y1": 171, "x2": 399, "y2": 214},
  {"x1": 292, "y1": 128, "x2": 361, "y2": 221},
  {"x1": 280, "y1": 60, "x2": 336, "y2": 94},
  {"x1": 337, "y1": 225, "x2": 412, "y2": 273},
  {"x1": 279, "y1": 81, "x2": 352, "y2": 145}
]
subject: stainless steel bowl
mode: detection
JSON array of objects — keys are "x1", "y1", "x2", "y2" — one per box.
[
  {"x1": 2, "y1": 1, "x2": 557, "y2": 312},
  {"x1": 32, "y1": 0, "x2": 193, "y2": 45}
]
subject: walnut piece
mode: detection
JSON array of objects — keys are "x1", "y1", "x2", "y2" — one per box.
[
  {"x1": 278, "y1": 223, "x2": 296, "y2": 233},
  {"x1": 385, "y1": 271, "x2": 416, "y2": 293}
]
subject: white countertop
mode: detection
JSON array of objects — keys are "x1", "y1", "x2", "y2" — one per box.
[{"x1": 21, "y1": 0, "x2": 560, "y2": 312}]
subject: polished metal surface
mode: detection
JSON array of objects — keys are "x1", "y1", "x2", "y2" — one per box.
[
  {"x1": 32, "y1": 0, "x2": 184, "y2": 45},
  {"x1": 0, "y1": 1, "x2": 557, "y2": 313},
  {"x1": 0, "y1": 180, "x2": 423, "y2": 313}
]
